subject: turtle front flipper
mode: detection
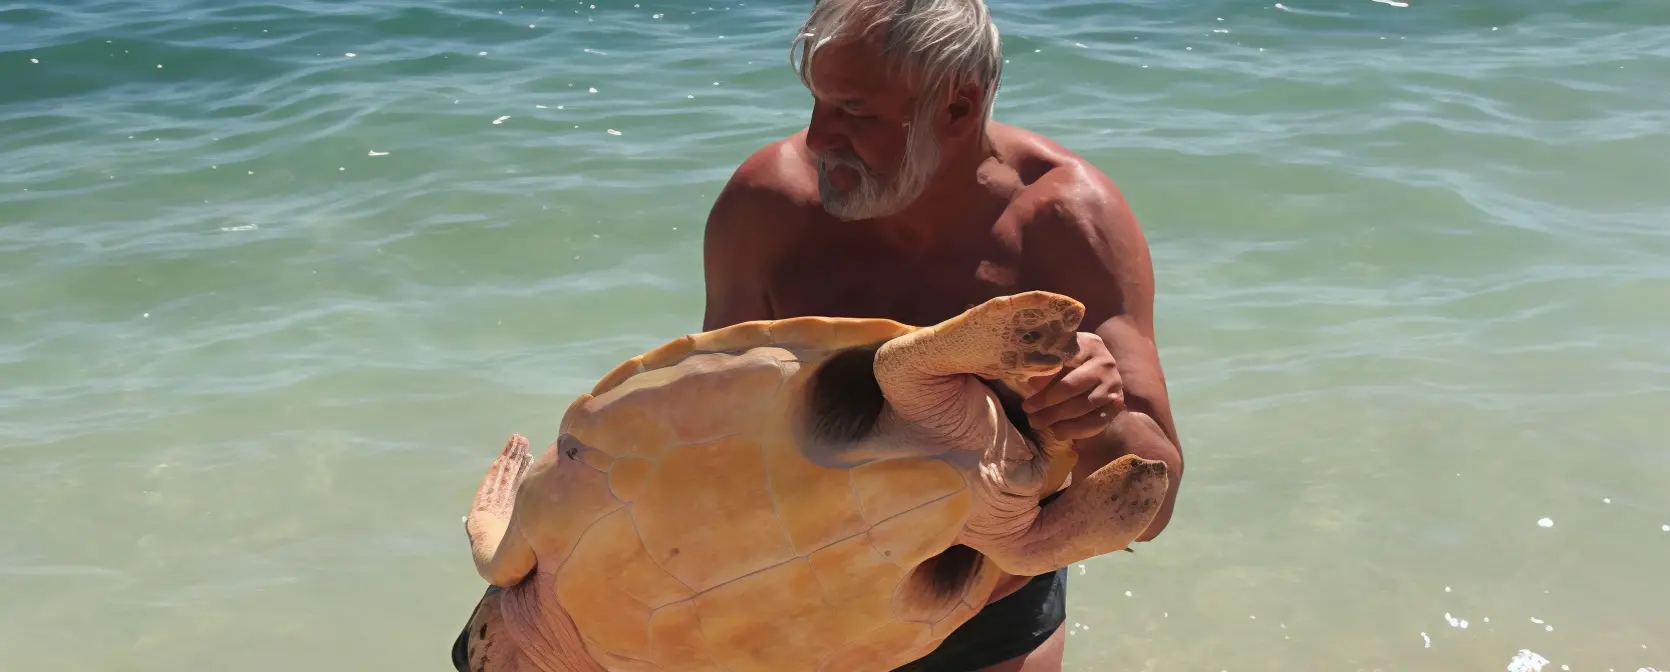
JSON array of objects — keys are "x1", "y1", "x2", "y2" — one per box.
[
  {"x1": 964, "y1": 453, "x2": 1169, "y2": 577},
  {"x1": 466, "y1": 435, "x2": 538, "y2": 586},
  {"x1": 871, "y1": 291, "x2": 1085, "y2": 451}
]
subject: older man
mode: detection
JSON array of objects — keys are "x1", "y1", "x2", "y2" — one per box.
[{"x1": 699, "y1": 0, "x2": 1185, "y2": 670}]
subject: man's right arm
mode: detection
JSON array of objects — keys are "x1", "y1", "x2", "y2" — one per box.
[{"x1": 700, "y1": 147, "x2": 793, "y2": 331}]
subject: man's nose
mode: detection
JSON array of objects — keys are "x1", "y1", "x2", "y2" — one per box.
[{"x1": 805, "y1": 103, "x2": 848, "y2": 155}]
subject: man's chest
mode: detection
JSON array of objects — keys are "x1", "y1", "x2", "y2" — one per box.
[{"x1": 764, "y1": 232, "x2": 1031, "y2": 327}]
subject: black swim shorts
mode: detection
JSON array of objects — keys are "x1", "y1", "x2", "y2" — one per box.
[
  {"x1": 889, "y1": 485, "x2": 1070, "y2": 672},
  {"x1": 889, "y1": 563, "x2": 1067, "y2": 671},
  {"x1": 452, "y1": 572, "x2": 1066, "y2": 672}
]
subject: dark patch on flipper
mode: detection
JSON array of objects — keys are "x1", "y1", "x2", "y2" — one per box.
[
  {"x1": 803, "y1": 345, "x2": 886, "y2": 444},
  {"x1": 452, "y1": 585, "x2": 506, "y2": 672},
  {"x1": 916, "y1": 543, "x2": 983, "y2": 599},
  {"x1": 453, "y1": 586, "x2": 492, "y2": 671},
  {"x1": 895, "y1": 543, "x2": 987, "y2": 622}
]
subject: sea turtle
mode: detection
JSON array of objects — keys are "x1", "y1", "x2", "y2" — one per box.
[{"x1": 456, "y1": 290, "x2": 1170, "y2": 672}]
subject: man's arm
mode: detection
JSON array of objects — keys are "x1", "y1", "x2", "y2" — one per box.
[
  {"x1": 1028, "y1": 167, "x2": 1184, "y2": 542},
  {"x1": 1082, "y1": 319, "x2": 1182, "y2": 542},
  {"x1": 700, "y1": 149, "x2": 790, "y2": 331}
]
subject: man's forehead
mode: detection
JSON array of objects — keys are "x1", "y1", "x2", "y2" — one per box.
[{"x1": 804, "y1": 34, "x2": 908, "y2": 105}]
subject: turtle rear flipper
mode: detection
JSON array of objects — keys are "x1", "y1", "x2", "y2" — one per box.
[
  {"x1": 968, "y1": 453, "x2": 1169, "y2": 577},
  {"x1": 467, "y1": 435, "x2": 538, "y2": 586}
]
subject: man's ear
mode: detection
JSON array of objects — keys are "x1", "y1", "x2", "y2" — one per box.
[{"x1": 942, "y1": 82, "x2": 985, "y2": 138}]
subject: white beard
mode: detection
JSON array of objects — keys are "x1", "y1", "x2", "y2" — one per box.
[{"x1": 815, "y1": 116, "x2": 943, "y2": 221}]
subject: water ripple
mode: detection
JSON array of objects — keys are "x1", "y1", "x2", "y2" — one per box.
[{"x1": 4, "y1": 0, "x2": 1670, "y2": 669}]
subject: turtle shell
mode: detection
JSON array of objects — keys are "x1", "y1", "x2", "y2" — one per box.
[{"x1": 519, "y1": 315, "x2": 1004, "y2": 671}]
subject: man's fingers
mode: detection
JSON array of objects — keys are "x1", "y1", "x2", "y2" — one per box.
[
  {"x1": 1024, "y1": 366, "x2": 1065, "y2": 391},
  {"x1": 1028, "y1": 390, "x2": 1112, "y2": 431},
  {"x1": 1021, "y1": 368, "x2": 1073, "y2": 412},
  {"x1": 1024, "y1": 360, "x2": 1119, "y2": 413},
  {"x1": 1042, "y1": 402, "x2": 1121, "y2": 441},
  {"x1": 1023, "y1": 358, "x2": 1110, "y2": 410}
]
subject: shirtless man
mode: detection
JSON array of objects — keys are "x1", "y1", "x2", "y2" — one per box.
[{"x1": 699, "y1": 0, "x2": 1185, "y2": 669}]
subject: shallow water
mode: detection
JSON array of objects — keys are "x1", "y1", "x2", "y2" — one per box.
[{"x1": 3, "y1": 0, "x2": 1668, "y2": 669}]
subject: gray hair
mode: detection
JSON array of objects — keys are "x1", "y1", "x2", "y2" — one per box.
[{"x1": 790, "y1": 0, "x2": 1004, "y2": 148}]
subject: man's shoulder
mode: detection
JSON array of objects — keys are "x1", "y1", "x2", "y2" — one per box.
[
  {"x1": 701, "y1": 133, "x2": 819, "y2": 288},
  {"x1": 719, "y1": 132, "x2": 819, "y2": 208},
  {"x1": 705, "y1": 132, "x2": 817, "y2": 242},
  {"x1": 994, "y1": 124, "x2": 1154, "y2": 320},
  {"x1": 995, "y1": 124, "x2": 1141, "y2": 248}
]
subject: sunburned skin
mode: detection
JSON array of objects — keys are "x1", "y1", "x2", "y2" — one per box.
[{"x1": 696, "y1": 17, "x2": 1185, "y2": 672}]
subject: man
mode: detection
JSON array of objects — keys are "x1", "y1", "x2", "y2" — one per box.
[{"x1": 699, "y1": 0, "x2": 1185, "y2": 670}]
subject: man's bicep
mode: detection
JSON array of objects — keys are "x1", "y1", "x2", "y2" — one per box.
[
  {"x1": 1040, "y1": 175, "x2": 1179, "y2": 443},
  {"x1": 1035, "y1": 168, "x2": 1184, "y2": 539},
  {"x1": 1082, "y1": 204, "x2": 1180, "y2": 446}
]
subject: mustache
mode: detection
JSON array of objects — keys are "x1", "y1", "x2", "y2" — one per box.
[
  {"x1": 818, "y1": 150, "x2": 862, "y2": 167},
  {"x1": 816, "y1": 150, "x2": 879, "y2": 182}
]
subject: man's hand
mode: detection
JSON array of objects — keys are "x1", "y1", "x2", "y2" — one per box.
[
  {"x1": 981, "y1": 332, "x2": 1129, "y2": 605},
  {"x1": 1020, "y1": 331, "x2": 1126, "y2": 441}
]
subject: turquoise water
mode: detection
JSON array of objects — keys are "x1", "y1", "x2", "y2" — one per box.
[{"x1": 4, "y1": 0, "x2": 1669, "y2": 669}]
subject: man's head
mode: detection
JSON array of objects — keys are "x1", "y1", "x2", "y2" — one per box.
[{"x1": 790, "y1": 0, "x2": 1004, "y2": 221}]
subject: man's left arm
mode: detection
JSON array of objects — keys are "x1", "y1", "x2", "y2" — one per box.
[
  {"x1": 1022, "y1": 170, "x2": 1184, "y2": 542},
  {"x1": 1077, "y1": 316, "x2": 1183, "y2": 542}
]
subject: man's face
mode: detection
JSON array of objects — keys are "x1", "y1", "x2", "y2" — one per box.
[{"x1": 802, "y1": 33, "x2": 944, "y2": 221}]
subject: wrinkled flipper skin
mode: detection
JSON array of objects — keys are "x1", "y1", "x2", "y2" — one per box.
[
  {"x1": 460, "y1": 435, "x2": 608, "y2": 672},
  {"x1": 974, "y1": 454, "x2": 1170, "y2": 577},
  {"x1": 459, "y1": 438, "x2": 541, "y2": 672},
  {"x1": 457, "y1": 581, "x2": 607, "y2": 672}
]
